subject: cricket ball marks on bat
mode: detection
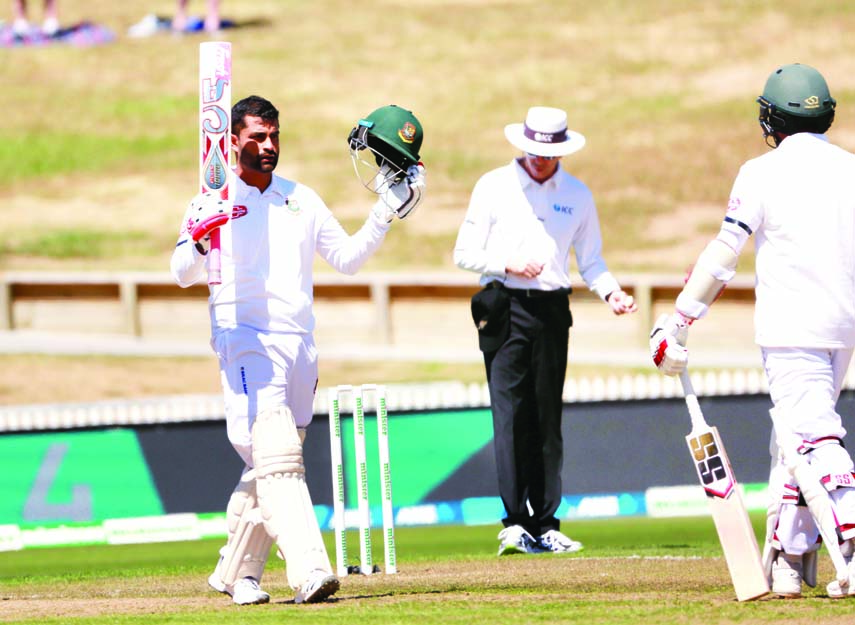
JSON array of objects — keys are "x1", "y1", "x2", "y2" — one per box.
[{"x1": 199, "y1": 41, "x2": 232, "y2": 286}]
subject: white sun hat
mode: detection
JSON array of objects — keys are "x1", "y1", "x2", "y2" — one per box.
[{"x1": 504, "y1": 106, "x2": 586, "y2": 157}]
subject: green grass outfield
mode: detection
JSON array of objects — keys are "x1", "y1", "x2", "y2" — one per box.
[
  {"x1": 1, "y1": 515, "x2": 853, "y2": 624},
  {"x1": 5, "y1": 1, "x2": 855, "y2": 274}
]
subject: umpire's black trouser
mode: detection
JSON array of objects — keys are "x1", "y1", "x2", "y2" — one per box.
[{"x1": 483, "y1": 289, "x2": 571, "y2": 537}]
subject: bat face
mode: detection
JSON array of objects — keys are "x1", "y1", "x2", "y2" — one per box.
[
  {"x1": 687, "y1": 427, "x2": 735, "y2": 499},
  {"x1": 679, "y1": 371, "x2": 769, "y2": 601},
  {"x1": 687, "y1": 426, "x2": 769, "y2": 601},
  {"x1": 199, "y1": 41, "x2": 232, "y2": 287},
  {"x1": 203, "y1": 148, "x2": 228, "y2": 191},
  {"x1": 199, "y1": 42, "x2": 231, "y2": 199}
]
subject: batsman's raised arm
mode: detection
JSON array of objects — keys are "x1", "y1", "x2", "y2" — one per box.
[
  {"x1": 175, "y1": 96, "x2": 427, "y2": 607},
  {"x1": 348, "y1": 105, "x2": 425, "y2": 222},
  {"x1": 316, "y1": 105, "x2": 427, "y2": 274}
]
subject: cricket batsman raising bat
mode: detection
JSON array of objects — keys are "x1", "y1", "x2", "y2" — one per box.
[
  {"x1": 170, "y1": 98, "x2": 425, "y2": 605},
  {"x1": 651, "y1": 63, "x2": 855, "y2": 599}
]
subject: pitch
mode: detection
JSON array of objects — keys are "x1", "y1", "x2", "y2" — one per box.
[{"x1": 1, "y1": 515, "x2": 852, "y2": 625}]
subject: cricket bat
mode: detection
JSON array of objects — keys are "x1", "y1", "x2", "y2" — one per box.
[
  {"x1": 199, "y1": 41, "x2": 232, "y2": 286},
  {"x1": 679, "y1": 369, "x2": 770, "y2": 601}
]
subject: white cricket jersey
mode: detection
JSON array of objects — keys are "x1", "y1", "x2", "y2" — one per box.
[
  {"x1": 453, "y1": 159, "x2": 619, "y2": 299},
  {"x1": 718, "y1": 133, "x2": 855, "y2": 348},
  {"x1": 170, "y1": 173, "x2": 390, "y2": 335}
]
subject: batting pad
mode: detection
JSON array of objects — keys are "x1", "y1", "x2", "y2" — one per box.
[
  {"x1": 218, "y1": 473, "x2": 274, "y2": 586},
  {"x1": 252, "y1": 406, "x2": 333, "y2": 589},
  {"x1": 771, "y1": 407, "x2": 851, "y2": 584}
]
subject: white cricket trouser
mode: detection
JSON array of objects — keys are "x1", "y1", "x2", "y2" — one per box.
[
  {"x1": 762, "y1": 347, "x2": 852, "y2": 441},
  {"x1": 213, "y1": 326, "x2": 318, "y2": 466},
  {"x1": 763, "y1": 346, "x2": 855, "y2": 554}
]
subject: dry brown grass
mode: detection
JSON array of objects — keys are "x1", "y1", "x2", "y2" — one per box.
[
  {"x1": 5, "y1": 1, "x2": 855, "y2": 274},
  {"x1": 4, "y1": 1, "x2": 855, "y2": 406}
]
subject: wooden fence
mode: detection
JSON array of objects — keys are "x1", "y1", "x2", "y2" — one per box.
[{"x1": 0, "y1": 271, "x2": 756, "y2": 351}]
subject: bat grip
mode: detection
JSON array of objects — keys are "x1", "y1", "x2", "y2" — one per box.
[
  {"x1": 679, "y1": 369, "x2": 695, "y2": 397},
  {"x1": 208, "y1": 229, "x2": 222, "y2": 286},
  {"x1": 679, "y1": 369, "x2": 706, "y2": 430}
]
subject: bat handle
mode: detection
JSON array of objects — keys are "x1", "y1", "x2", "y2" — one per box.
[
  {"x1": 679, "y1": 369, "x2": 706, "y2": 429},
  {"x1": 679, "y1": 369, "x2": 695, "y2": 397},
  {"x1": 208, "y1": 229, "x2": 222, "y2": 286}
]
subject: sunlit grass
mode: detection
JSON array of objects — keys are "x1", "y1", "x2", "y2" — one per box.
[
  {"x1": 2, "y1": 0, "x2": 855, "y2": 275},
  {"x1": 3, "y1": 229, "x2": 157, "y2": 259}
]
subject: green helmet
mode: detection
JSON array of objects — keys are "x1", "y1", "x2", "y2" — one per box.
[
  {"x1": 760, "y1": 63, "x2": 835, "y2": 117},
  {"x1": 757, "y1": 63, "x2": 836, "y2": 146},
  {"x1": 348, "y1": 105, "x2": 423, "y2": 175}
]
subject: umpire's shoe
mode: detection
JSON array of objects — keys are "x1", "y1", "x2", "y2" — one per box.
[
  {"x1": 537, "y1": 529, "x2": 584, "y2": 553},
  {"x1": 497, "y1": 525, "x2": 538, "y2": 556}
]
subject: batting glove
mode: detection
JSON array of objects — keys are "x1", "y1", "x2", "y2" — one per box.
[
  {"x1": 371, "y1": 163, "x2": 426, "y2": 223},
  {"x1": 188, "y1": 192, "x2": 230, "y2": 252},
  {"x1": 649, "y1": 312, "x2": 690, "y2": 376}
]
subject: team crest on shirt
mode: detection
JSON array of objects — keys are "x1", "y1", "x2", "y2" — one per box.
[
  {"x1": 232, "y1": 205, "x2": 248, "y2": 219},
  {"x1": 553, "y1": 204, "x2": 573, "y2": 215},
  {"x1": 285, "y1": 197, "x2": 301, "y2": 215},
  {"x1": 727, "y1": 197, "x2": 741, "y2": 212}
]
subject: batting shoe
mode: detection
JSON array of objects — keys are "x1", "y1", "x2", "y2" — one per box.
[
  {"x1": 497, "y1": 525, "x2": 539, "y2": 556},
  {"x1": 295, "y1": 569, "x2": 340, "y2": 604},
  {"x1": 826, "y1": 552, "x2": 855, "y2": 599},
  {"x1": 208, "y1": 572, "x2": 271, "y2": 605},
  {"x1": 771, "y1": 552, "x2": 803, "y2": 599},
  {"x1": 827, "y1": 577, "x2": 855, "y2": 599},
  {"x1": 537, "y1": 529, "x2": 584, "y2": 554}
]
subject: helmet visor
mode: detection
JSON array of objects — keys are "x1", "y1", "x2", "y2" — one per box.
[{"x1": 349, "y1": 139, "x2": 406, "y2": 195}]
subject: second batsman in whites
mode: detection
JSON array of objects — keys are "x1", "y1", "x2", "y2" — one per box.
[
  {"x1": 170, "y1": 96, "x2": 426, "y2": 605},
  {"x1": 650, "y1": 63, "x2": 855, "y2": 599}
]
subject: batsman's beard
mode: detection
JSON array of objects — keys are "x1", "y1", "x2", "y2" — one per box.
[
  {"x1": 240, "y1": 150, "x2": 278, "y2": 174},
  {"x1": 257, "y1": 152, "x2": 279, "y2": 172}
]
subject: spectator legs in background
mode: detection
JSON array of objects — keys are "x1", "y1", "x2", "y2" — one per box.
[
  {"x1": 204, "y1": 0, "x2": 220, "y2": 33},
  {"x1": 172, "y1": 0, "x2": 188, "y2": 32},
  {"x1": 11, "y1": 0, "x2": 58, "y2": 36},
  {"x1": 173, "y1": 0, "x2": 221, "y2": 34}
]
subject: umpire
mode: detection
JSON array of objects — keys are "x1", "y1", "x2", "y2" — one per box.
[{"x1": 453, "y1": 106, "x2": 637, "y2": 556}]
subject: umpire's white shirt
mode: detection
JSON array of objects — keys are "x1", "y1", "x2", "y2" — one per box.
[
  {"x1": 453, "y1": 159, "x2": 619, "y2": 299},
  {"x1": 719, "y1": 133, "x2": 855, "y2": 348},
  {"x1": 171, "y1": 173, "x2": 390, "y2": 335}
]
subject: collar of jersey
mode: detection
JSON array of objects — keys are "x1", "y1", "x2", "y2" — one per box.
[
  {"x1": 778, "y1": 132, "x2": 829, "y2": 149},
  {"x1": 234, "y1": 173, "x2": 290, "y2": 199},
  {"x1": 512, "y1": 158, "x2": 562, "y2": 191}
]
